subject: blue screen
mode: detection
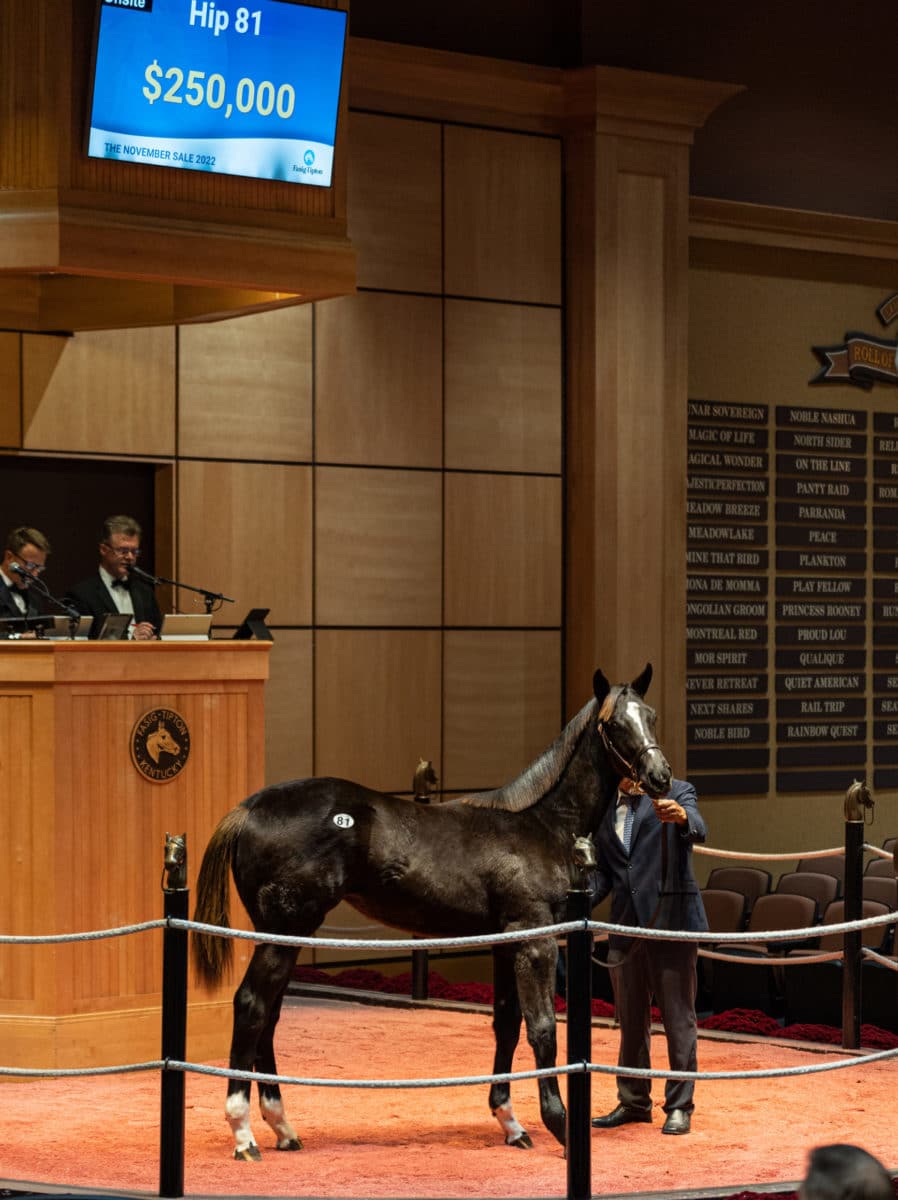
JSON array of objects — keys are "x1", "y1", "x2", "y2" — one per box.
[{"x1": 87, "y1": 0, "x2": 347, "y2": 187}]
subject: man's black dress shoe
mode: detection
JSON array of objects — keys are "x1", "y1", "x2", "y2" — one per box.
[
  {"x1": 591, "y1": 1104, "x2": 652, "y2": 1129},
  {"x1": 661, "y1": 1108, "x2": 691, "y2": 1135}
]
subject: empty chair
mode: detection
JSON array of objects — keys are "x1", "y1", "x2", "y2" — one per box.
[
  {"x1": 861, "y1": 922, "x2": 898, "y2": 1033},
  {"x1": 777, "y1": 870, "x2": 839, "y2": 911},
  {"x1": 710, "y1": 892, "x2": 818, "y2": 1016},
  {"x1": 783, "y1": 898, "x2": 892, "y2": 1028},
  {"x1": 698, "y1": 887, "x2": 750, "y2": 1013},
  {"x1": 701, "y1": 888, "x2": 748, "y2": 933},
  {"x1": 797, "y1": 854, "x2": 845, "y2": 887},
  {"x1": 705, "y1": 866, "x2": 772, "y2": 918},
  {"x1": 863, "y1": 875, "x2": 898, "y2": 910},
  {"x1": 866, "y1": 856, "x2": 895, "y2": 878}
]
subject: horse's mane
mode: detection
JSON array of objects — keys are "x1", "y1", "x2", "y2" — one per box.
[{"x1": 460, "y1": 697, "x2": 598, "y2": 812}]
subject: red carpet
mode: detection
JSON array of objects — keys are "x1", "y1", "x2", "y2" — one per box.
[{"x1": 2, "y1": 995, "x2": 897, "y2": 1200}]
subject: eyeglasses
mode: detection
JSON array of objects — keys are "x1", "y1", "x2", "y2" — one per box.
[
  {"x1": 13, "y1": 553, "x2": 46, "y2": 575},
  {"x1": 103, "y1": 543, "x2": 141, "y2": 558}
]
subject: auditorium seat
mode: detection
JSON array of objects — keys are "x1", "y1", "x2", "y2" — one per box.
[
  {"x1": 705, "y1": 866, "x2": 772, "y2": 920},
  {"x1": 783, "y1": 898, "x2": 892, "y2": 1029},
  {"x1": 865, "y1": 856, "x2": 895, "y2": 878},
  {"x1": 797, "y1": 854, "x2": 845, "y2": 888},
  {"x1": 698, "y1": 887, "x2": 749, "y2": 1012},
  {"x1": 710, "y1": 892, "x2": 818, "y2": 1016},
  {"x1": 776, "y1": 870, "x2": 839, "y2": 911},
  {"x1": 862, "y1": 875, "x2": 898, "y2": 911}
]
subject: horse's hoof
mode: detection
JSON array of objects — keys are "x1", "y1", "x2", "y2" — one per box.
[
  {"x1": 233, "y1": 1144, "x2": 262, "y2": 1162},
  {"x1": 508, "y1": 1132, "x2": 533, "y2": 1150},
  {"x1": 276, "y1": 1138, "x2": 303, "y2": 1151}
]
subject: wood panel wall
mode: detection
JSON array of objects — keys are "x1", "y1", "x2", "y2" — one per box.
[{"x1": 0, "y1": 91, "x2": 566, "y2": 923}]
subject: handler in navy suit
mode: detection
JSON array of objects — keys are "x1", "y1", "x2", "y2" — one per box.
[
  {"x1": 590, "y1": 776, "x2": 708, "y2": 1136},
  {"x1": 65, "y1": 514, "x2": 161, "y2": 641}
]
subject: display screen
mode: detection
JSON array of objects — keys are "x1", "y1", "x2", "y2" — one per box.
[{"x1": 86, "y1": 0, "x2": 347, "y2": 187}]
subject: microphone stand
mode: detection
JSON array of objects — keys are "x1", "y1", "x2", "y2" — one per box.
[
  {"x1": 130, "y1": 564, "x2": 235, "y2": 614},
  {"x1": 12, "y1": 569, "x2": 82, "y2": 639}
]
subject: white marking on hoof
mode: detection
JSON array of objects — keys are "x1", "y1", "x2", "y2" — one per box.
[
  {"x1": 492, "y1": 1101, "x2": 528, "y2": 1146},
  {"x1": 261, "y1": 1093, "x2": 303, "y2": 1150},
  {"x1": 225, "y1": 1092, "x2": 258, "y2": 1158}
]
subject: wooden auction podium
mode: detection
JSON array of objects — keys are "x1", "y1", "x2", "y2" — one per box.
[{"x1": 0, "y1": 640, "x2": 269, "y2": 1070}]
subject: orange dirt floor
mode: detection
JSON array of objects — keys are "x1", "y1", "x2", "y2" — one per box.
[{"x1": 1, "y1": 995, "x2": 896, "y2": 1200}]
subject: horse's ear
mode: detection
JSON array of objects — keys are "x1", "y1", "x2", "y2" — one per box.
[
  {"x1": 631, "y1": 663, "x2": 653, "y2": 697},
  {"x1": 593, "y1": 669, "x2": 611, "y2": 705}
]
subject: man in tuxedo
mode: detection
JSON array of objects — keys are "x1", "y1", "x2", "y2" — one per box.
[
  {"x1": 0, "y1": 526, "x2": 51, "y2": 629},
  {"x1": 65, "y1": 514, "x2": 161, "y2": 641},
  {"x1": 590, "y1": 776, "x2": 708, "y2": 1136}
]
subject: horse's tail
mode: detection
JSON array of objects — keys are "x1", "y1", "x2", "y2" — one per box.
[{"x1": 192, "y1": 805, "x2": 249, "y2": 988}]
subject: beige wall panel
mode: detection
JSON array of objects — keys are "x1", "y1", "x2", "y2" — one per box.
[
  {"x1": 444, "y1": 127, "x2": 561, "y2": 305},
  {"x1": 0, "y1": 332, "x2": 20, "y2": 447},
  {"x1": 179, "y1": 306, "x2": 312, "y2": 461},
  {"x1": 443, "y1": 630, "x2": 560, "y2": 791},
  {"x1": 690, "y1": 269, "x2": 890, "y2": 414},
  {"x1": 265, "y1": 629, "x2": 313, "y2": 785},
  {"x1": 445, "y1": 300, "x2": 561, "y2": 474},
  {"x1": 22, "y1": 328, "x2": 175, "y2": 455},
  {"x1": 315, "y1": 292, "x2": 442, "y2": 467},
  {"x1": 444, "y1": 473, "x2": 561, "y2": 627},
  {"x1": 178, "y1": 461, "x2": 311, "y2": 626},
  {"x1": 315, "y1": 629, "x2": 441, "y2": 793},
  {"x1": 316, "y1": 466, "x2": 442, "y2": 625},
  {"x1": 348, "y1": 112, "x2": 442, "y2": 293}
]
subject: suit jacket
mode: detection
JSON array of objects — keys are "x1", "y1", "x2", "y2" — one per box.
[
  {"x1": 0, "y1": 576, "x2": 44, "y2": 624},
  {"x1": 590, "y1": 778, "x2": 708, "y2": 948},
  {"x1": 64, "y1": 572, "x2": 162, "y2": 639}
]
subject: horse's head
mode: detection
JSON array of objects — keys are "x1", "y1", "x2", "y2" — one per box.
[{"x1": 593, "y1": 663, "x2": 672, "y2": 798}]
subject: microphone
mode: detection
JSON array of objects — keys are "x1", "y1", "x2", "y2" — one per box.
[
  {"x1": 129, "y1": 564, "x2": 161, "y2": 586},
  {"x1": 8, "y1": 562, "x2": 33, "y2": 581}
]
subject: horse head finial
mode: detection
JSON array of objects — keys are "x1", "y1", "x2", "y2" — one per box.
[
  {"x1": 413, "y1": 758, "x2": 439, "y2": 803},
  {"x1": 163, "y1": 831, "x2": 188, "y2": 891},
  {"x1": 570, "y1": 833, "x2": 596, "y2": 889}
]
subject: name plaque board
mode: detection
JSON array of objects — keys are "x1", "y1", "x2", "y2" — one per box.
[{"x1": 686, "y1": 400, "x2": 771, "y2": 793}]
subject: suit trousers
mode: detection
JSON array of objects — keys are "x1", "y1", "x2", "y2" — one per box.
[{"x1": 608, "y1": 936, "x2": 699, "y2": 1114}]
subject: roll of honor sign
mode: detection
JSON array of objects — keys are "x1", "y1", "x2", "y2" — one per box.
[{"x1": 87, "y1": 0, "x2": 347, "y2": 187}]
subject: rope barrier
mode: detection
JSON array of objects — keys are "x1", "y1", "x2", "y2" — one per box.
[
  {"x1": 0, "y1": 919, "x2": 164, "y2": 945},
  {"x1": 697, "y1": 948, "x2": 843, "y2": 966},
  {"x1": 864, "y1": 844, "x2": 894, "y2": 861},
  {"x1": 863, "y1": 947, "x2": 898, "y2": 971},
  {"x1": 694, "y1": 845, "x2": 844, "y2": 861},
  {"x1": 14, "y1": 1040, "x2": 888, "y2": 1090}
]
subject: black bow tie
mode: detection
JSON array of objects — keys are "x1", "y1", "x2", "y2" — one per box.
[{"x1": 111, "y1": 577, "x2": 130, "y2": 590}]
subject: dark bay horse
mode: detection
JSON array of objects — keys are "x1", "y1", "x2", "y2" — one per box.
[{"x1": 193, "y1": 664, "x2": 672, "y2": 1159}]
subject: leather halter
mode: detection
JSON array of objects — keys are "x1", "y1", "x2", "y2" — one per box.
[{"x1": 596, "y1": 690, "x2": 661, "y2": 786}]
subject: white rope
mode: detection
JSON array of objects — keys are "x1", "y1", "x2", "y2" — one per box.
[
  {"x1": 153, "y1": 1044, "x2": 898, "y2": 1087},
  {"x1": 0, "y1": 1061, "x2": 162, "y2": 1078},
  {"x1": 695, "y1": 845, "x2": 844, "y2": 862},
  {"x1": 181, "y1": 916, "x2": 583, "y2": 951},
  {"x1": 0, "y1": 920, "x2": 164, "y2": 945},
  {"x1": 587, "y1": 909, "x2": 895, "y2": 945}
]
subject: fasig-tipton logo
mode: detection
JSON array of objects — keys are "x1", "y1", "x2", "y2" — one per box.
[
  {"x1": 130, "y1": 707, "x2": 191, "y2": 783},
  {"x1": 104, "y1": 0, "x2": 154, "y2": 11}
]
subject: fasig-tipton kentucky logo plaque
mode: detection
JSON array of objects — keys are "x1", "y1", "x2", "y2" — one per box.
[{"x1": 130, "y1": 707, "x2": 191, "y2": 783}]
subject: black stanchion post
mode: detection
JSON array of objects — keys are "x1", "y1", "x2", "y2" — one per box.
[
  {"x1": 842, "y1": 781, "x2": 872, "y2": 1050},
  {"x1": 565, "y1": 886, "x2": 593, "y2": 1200},
  {"x1": 160, "y1": 836, "x2": 189, "y2": 1199}
]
